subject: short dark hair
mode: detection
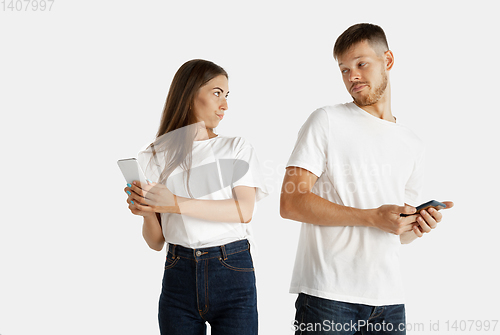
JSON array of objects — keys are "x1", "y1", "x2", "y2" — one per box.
[{"x1": 333, "y1": 23, "x2": 389, "y2": 60}]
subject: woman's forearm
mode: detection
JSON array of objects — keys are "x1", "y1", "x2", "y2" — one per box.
[
  {"x1": 174, "y1": 197, "x2": 254, "y2": 223},
  {"x1": 142, "y1": 213, "x2": 165, "y2": 251}
]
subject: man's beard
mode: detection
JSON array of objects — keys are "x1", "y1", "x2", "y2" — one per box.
[{"x1": 352, "y1": 69, "x2": 388, "y2": 107}]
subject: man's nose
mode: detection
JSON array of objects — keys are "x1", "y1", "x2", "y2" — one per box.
[{"x1": 349, "y1": 69, "x2": 361, "y2": 82}]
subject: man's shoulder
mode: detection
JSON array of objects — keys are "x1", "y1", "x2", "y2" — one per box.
[
  {"x1": 319, "y1": 102, "x2": 352, "y2": 111},
  {"x1": 312, "y1": 103, "x2": 353, "y2": 118},
  {"x1": 303, "y1": 103, "x2": 353, "y2": 126}
]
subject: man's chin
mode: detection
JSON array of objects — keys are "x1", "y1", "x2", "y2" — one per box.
[{"x1": 352, "y1": 96, "x2": 376, "y2": 107}]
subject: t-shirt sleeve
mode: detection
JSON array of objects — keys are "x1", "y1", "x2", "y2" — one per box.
[
  {"x1": 285, "y1": 108, "x2": 329, "y2": 178},
  {"x1": 404, "y1": 144, "x2": 426, "y2": 206},
  {"x1": 230, "y1": 139, "x2": 269, "y2": 202}
]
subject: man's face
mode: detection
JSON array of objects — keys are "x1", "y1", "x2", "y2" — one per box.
[{"x1": 337, "y1": 40, "x2": 390, "y2": 106}]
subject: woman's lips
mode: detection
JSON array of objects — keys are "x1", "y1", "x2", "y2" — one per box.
[{"x1": 216, "y1": 114, "x2": 224, "y2": 120}]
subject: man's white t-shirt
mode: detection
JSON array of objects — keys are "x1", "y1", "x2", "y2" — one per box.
[
  {"x1": 137, "y1": 134, "x2": 269, "y2": 249},
  {"x1": 286, "y1": 102, "x2": 425, "y2": 306}
]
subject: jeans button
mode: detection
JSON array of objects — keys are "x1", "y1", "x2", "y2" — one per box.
[{"x1": 196, "y1": 250, "x2": 202, "y2": 257}]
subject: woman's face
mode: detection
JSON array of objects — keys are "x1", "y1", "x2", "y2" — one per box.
[{"x1": 192, "y1": 75, "x2": 229, "y2": 129}]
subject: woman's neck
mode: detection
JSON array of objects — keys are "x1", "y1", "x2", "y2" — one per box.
[{"x1": 194, "y1": 127, "x2": 218, "y2": 141}]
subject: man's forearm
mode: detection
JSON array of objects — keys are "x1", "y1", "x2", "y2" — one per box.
[{"x1": 280, "y1": 191, "x2": 372, "y2": 227}]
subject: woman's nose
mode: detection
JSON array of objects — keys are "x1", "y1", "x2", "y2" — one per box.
[{"x1": 221, "y1": 98, "x2": 228, "y2": 110}]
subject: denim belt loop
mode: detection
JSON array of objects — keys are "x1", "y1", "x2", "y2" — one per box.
[
  {"x1": 171, "y1": 244, "x2": 177, "y2": 259},
  {"x1": 221, "y1": 244, "x2": 228, "y2": 260}
]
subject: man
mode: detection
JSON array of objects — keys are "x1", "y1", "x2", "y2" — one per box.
[{"x1": 280, "y1": 23, "x2": 453, "y2": 335}]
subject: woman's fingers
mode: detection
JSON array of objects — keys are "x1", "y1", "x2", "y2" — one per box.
[
  {"x1": 131, "y1": 200, "x2": 154, "y2": 213},
  {"x1": 128, "y1": 181, "x2": 156, "y2": 202}
]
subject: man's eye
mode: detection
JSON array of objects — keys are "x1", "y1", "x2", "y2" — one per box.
[
  {"x1": 359, "y1": 62, "x2": 366, "y2": 67},
  {"x1": 341, "y1": 69, "x2": 348, "y2": 74}
]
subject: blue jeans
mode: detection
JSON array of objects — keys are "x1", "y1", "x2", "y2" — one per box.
[
  {"x1": 294, "y1": 293, "x2": 406, "y2": 335},
  {"x1": 158, "y1": 239, "x2": 258, "y2": 335}
]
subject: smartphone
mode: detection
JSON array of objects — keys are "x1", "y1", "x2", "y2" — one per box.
[
  {"x1": 117, "y1": 158, "x2": 149, "y2": 185},
  {"x1": 400, "y1": 200, "x2": 447, "y2": 217}
]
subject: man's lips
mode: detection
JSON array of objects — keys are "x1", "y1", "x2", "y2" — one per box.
[{"x1": 352, "y1": 84, "x2": 367, "y2": 93}]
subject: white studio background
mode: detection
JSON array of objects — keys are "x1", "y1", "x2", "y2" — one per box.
[{"x1": 1, "y1": 1, "x2": 499, "y2": 334}]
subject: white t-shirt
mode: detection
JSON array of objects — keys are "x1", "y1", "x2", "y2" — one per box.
[
  {"x1": 286, "y1": 102, "x2": 425, "y2": 306},
  {"x1": 137, "y1": 134, "x2": 269, "y2": 249}
]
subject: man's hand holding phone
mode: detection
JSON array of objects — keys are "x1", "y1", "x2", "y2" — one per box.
[
  {"x1": 409, "y1": 200, "x2": 454, "y2": 237},
  {"x1": 368, "y1": 200, "x2": 454, "y2": 237}
]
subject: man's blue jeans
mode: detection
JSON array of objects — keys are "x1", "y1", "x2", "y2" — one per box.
[
  {"x1": 294, "y1": 293, "x2": 406, "y2": 334},
  {"x1": 158, "y1": 239, "x2": 258, "y2": 335}
]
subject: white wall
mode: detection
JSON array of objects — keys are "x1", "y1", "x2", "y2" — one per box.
[{"x1": 1, "y1": 1, "x2": 499, "y2": 334}]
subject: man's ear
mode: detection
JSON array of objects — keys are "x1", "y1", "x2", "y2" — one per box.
[{"x1": 385, "y1": 50, "x2": 395, "y2": 71}]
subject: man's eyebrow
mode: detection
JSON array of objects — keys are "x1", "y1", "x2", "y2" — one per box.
[{"x1": 339, "y1": 56, "x2": 365, "y2": 67}]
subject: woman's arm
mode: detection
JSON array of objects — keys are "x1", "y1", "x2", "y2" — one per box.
[
  {"x1": 176, "y1": 186, "x2": 256, "y2": 223},
  {"x1": 128, "y1": 182, "x2": 256, "y2": 224},
  {"x1": 125, "y1": 184, "x2": 165, "y2": 251},
  {"x1": 142, "y1": 212, "x2": 165, "y2": 251}
]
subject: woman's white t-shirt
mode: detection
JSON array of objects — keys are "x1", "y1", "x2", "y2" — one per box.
[
  {"x1": 286, "y1": 102, "x2": 425, "y2": 306},
  {"x1": 137, "y1": 134, "x2": 269, "y2": 249}
]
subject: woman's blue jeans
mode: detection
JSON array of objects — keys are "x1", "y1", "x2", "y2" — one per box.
[{"x1": 158, "y1": 239, "x2": 258, "y2": 335}]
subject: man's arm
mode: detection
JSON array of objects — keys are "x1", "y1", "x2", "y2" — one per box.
[{"x1": 280, "y1": 166, "x2": 419, "y2": 235}]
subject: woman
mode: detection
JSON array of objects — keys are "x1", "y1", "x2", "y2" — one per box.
[{"x1": 124, "y1": 59, "x2": 268, "y2": 335}]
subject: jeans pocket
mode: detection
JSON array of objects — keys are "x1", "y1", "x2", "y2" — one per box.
[
  {"x1": 218, "y1": 249, "x2": 254, "y2": 272},
  {"x1": 164, "y1": 256, "x2": 180, "y2": 269}
]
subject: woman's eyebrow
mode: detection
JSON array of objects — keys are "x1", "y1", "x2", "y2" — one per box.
[{"x1": 213, "y1": 87, "x2": 224, "y2": 93}]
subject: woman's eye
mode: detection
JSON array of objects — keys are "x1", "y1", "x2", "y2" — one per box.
[{"x1": 214, "y1": 91, "x2": 220, "y2": 97}]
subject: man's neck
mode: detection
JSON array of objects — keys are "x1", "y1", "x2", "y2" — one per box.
[{"x1": 353, "y1": 87, "x2": 395, "y2": 123}]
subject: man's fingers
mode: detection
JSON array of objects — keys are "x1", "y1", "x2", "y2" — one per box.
[
  {"x1": 427, "y1": 208, "x2": 442, "y2": 224},
  {"x1": 417, "y1": 216, "x2": 432, "y2": 233},
  {"x1": 413, "y1": 225, "x2": 423, "y2": 238},
  {"x1": 442, "y1": 201, "x2": 454, "y2": 209},
  {"x1": 398, "y1": 204, "x2": 416, "y2": 215},
  {"x1": 421, "y1": 210, "x2": 439, "y2": 229}
]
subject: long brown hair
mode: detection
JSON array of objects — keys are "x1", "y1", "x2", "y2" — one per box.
[{"x1": 144, "y1": 59, "x2": 228, "y2": 197}]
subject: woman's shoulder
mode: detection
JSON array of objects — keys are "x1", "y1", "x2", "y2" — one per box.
[{"x1": 215, "y1": 134, "x2": 254, "y2": 150}]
